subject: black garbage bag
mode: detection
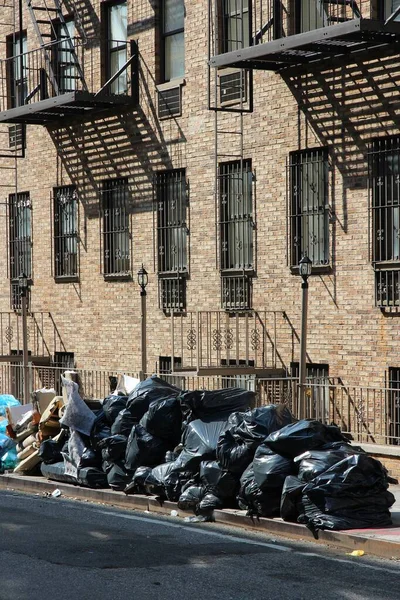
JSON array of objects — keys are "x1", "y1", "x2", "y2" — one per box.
[
  {"x1": 38, "y1": 439, "x2": 63, "y2": 465},
  {"x1": 98, "y1": 435, "x2": 128, "y2": 462},
  {"x1": 295, "y1": 444, "x2": 365, "y2": 483},
  {"x1": 78, "y1": 467, "x2": 109, "y2": 489},
  {"x1": 143, "y1": 397, "x2": 182, "y2": 444},
  {"x1": 179, "y1": 388, "x2": 253, "y2": 424},
  {"x1": 104, "y1": 460, "x2": 132, "y2": 491},
  {"x1": 78, "y1": 447, "x2": 102, "y2": 469},
  {"x1": 280, "y1": 476, "x2": 305, "y2": 522},
  {"x1": 40, "y1": 461, "x2": 77, "y2": 484},
  {"x1": 300, "y1": 454, "x2": 395, "y2": 531},
  {"x1": 200, "y1": 460, "x2": 239, "y2": 507},
  {"x1": 125, "y1": 424, "x2": 168, "y2": 472},
  {"x1": 102, "y1": 394, "x2": 129, "y2": 424},
  {"x1": 237, "y1": 462, "x2": 281, "y2": 518},
  {"x1": 165, "y1": 450, "x2": 180, "y2": 463},
  {"x1": 124, "y1": 466, "x2": 152, "y2": 495},
  {"x1": 164, "y1": 469, "x2": 195, "y2": 502},
  {"x1": 252, "y1": 444, "x2": 293, "y2": 491},
  {"x1": 216, "y1": 429, "x2": 255, "y2": 475},
  {"x1": 90, "y1": 411, "x2": 112, "y2": 450},
  {"x1": 265, "y1": 420, "x2": 346, "y2": 458},
  {"x1": 199, "y1": 493, "x2": 223, "y2": 513},
  {"x1": 178, "y1": 485, "x2": 205, "y2": 511},
  {"x1": 111, "y1": 408, "x2": 137, "y2": 437},
  {"x1": 126, "y1": 376, "x2": 181, "y2": 423},
  {"x1": 234, "y1": 405, "x2": 294, "y2": 449},
  {"x1": 175, "y1": 419, "x2": 230, "y2": 472},
  {"x1": 143, "y1": 462, "x2": 177, "y2": 497}
]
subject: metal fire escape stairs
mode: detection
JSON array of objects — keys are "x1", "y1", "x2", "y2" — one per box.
[{"x1": 26, "y1": 0, "x2": 87, "y2": 97}]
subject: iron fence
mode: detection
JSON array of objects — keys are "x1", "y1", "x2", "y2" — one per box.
[{"x1": 0, "y1": 364, "x2": 398, "y2": 446}]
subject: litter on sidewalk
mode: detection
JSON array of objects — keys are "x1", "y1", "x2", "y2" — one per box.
[{"x1": 3, "y1": 372, "x2": 398, "y2": 534}]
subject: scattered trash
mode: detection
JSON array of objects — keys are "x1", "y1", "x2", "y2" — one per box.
[
  {"x1": 170, "y1": 510, "x2": 179, "y2": 517},
  {"x1": 51, "y1": 489, "x2": 61, "y2": 498},
  {"x1": 347, "y1": 550, "x2": 365, "y2": 557}
]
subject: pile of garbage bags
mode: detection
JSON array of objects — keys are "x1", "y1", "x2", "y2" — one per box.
[{"x1": 13, "y1": 373, "x2": 395, "y2": 532}]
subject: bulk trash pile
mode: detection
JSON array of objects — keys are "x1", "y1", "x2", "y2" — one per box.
[{"x1": 4, "y1": 373, "x2": 397, "y2": 532}]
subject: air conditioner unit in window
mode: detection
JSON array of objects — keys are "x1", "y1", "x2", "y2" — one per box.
[
  {"x1": 158, "y1": 86, "x2": 181, "y2": 119},
  {"x1": 219, "y1": 69, "x2": 247, "y2": 106}
]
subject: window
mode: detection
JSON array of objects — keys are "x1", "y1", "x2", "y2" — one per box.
[
  {"x1": 296, "y1": 0, "x2": 327, "y2": 33},
  {"x1": 101, "y1": 178, "x2": 130, "y2": 277},
  {"x1": 158, "y1": 355, "x2": 182, "y2": 373},
  {"x1": 53, "y1": 185, "x2": 78, "y2": 280},
  {"x1": 54, "y1": 19, "x2": 76, "y2": 94},
  {"x1": 289, "y1": 148, "x2": 329, "y2": 269},
  {"x1": 104, "y1": 1, "x2": 128, "y2": 94},
  {"x1": 161, "y1": 0, "x2": 185, "y2": 81},
  {"x1": 219, "y1": 160, "x2": 253, "y2": 310},
  {"x1": 370, "y1": 136, "x2": 400, "y2": 307},
  {"x1": 9, "y1": 192, "x2": 32, "y2": 309},
  {"x1": 7, "y1": 32, "x2": 27, "y2": 108},
  {"x1": 155, "y1": 169, "x2": 188, "y2": 311},
  {"x1": 383, "y1": 0, "x2": 400, "y2": 21},
  {"x1": 387, "y1": 367, "x2": 400, "y2": 444},
  {"x1": 222, "y1": 0, "x2": 250, "y2": 52}
]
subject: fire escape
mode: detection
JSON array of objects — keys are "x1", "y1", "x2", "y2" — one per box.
[{"x1": 0, "y1": 0, "x2": 139, "y2": 125}]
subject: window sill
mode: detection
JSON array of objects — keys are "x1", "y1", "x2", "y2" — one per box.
[
  {"x1": 374, "y1": 261, "x2": 400, "y2": 271},
  {"x1": 103, "y1": 273, "x2": 132, "y2": 282},
  {"x1": 290, "y1": 265, "x2": 331, "y2": 276},
  {"x1": 156, "y1": 78, "x2": 185, "y2": 92},
  {"x1": 55, "y1": 276, "x2": 79, "y2": 284}
]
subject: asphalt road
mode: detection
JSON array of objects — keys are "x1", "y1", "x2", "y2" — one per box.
[{"x1": 0, "y1": 490, "x2": 399, "y2": 600}]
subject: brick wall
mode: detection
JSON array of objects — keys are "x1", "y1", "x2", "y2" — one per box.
[{"x1": 0, "y1": 1, "x2": 399, "y2": 393}]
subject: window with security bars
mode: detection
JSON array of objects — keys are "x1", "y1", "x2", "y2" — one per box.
[
  {"x1": 54, "y1": 19, "x2": 77, "y2": 94},
  {"x1": 370, "y1": 136, "x2": 400, "y2": 307},
  {"x1": 9, "y1": 192, "x2": 32, "y2": 310},
  {"x1": 219, "y1": 160, "x2": 254, "y2": 310},
  {"x1": 156, "y1": 169, "x2": 188, "y2": 312},
  {"x1": 101, "y1": 178, "x2": 130, "y2": 277},
  {"x1": 289, "y1": 148, "x2": 330, "y2": 269},
  {"x1": 53, "y1": 185, "x2": 78, "y2": 280},
  {"x1": 387, "y1": 367, "x2": 400, "y2": 444}
]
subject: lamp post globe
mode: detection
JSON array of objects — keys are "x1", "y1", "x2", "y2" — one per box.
[{"x1": 137, "y1": 264, "x2": 148, "y2": 295}]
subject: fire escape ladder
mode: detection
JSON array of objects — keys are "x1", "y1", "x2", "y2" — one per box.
[{"x1": 25, "y1": 0, "x2": 87, "y2": 96}]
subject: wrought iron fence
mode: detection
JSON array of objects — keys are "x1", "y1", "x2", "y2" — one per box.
[{"x1": 0, "y1": 364, "x2": 398, "y2": 447}]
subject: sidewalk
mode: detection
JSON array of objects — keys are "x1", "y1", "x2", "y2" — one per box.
[{"x1": 0, "y1": 473, "x2": 399, "y2": 560}]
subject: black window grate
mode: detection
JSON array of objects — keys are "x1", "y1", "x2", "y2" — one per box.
[
  {"x1": 222, "y1": 0, "x2": 250, "y2": 52},
  {"x1": 219, "y1": 70, "x2": 247, "y2": 105},
  {"x1": 369, "y1": 136, "x2": 400, "y2": 265},
  {"x1": 375, "y1": 269, "x2": 400, "y2": 307},
  {"x1": 221, "y1": 273, "x2": 252, "y2": 311},
  {"x1": 8, "y1": 124, "x2": 25, "y2": 150},
  {"x1": 158, "y1": 87, "x2": 181, "y2": 119},
  {"x1": 53, "y1": 185, "x2": 78, "y2": 280},
  {"x1": 219, "y1": 159, "x2": 253, "y2": 272},
  {"x1": 159, "y1": 276, "x2": 186, "y2": 313},
  {"x1": 289, "y1": 148, "x2": 329, "y2": 268},
  {"x1": 9, "y1": 191, "x2": 31, "y2": 310},
  {"x1": 101, "y1": 178, "x2": 130, "y2": 277},
  {"x1": 388, "y1": 366, "x2": 400, "y2": 444},
  {"x1": 155, "y1": 169, "x2": 187, "y2": 311}
]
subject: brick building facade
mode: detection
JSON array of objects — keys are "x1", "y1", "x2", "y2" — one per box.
[{"x1": 0, "y1": 1, "x2": 400, "y2": 391}]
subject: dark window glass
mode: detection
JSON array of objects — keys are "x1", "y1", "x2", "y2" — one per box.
[
  {"x1": 383, "y1": 0, "x2": 400, "y2": 21},
  {"x1": 156, "y1": 169, "x2": 187, "y2": 311},
  {"x1": 289, "y1": 148, "x2": 329, "y2": 268},
  {"x1": 162, "y1": 0, "x2": 185, "y2": 81},
  {"x1": 388, "y1": 367, "x2": 400, "y2": 444},
  {"x1": 9, "y1": 191, "x2": 32, "y2": 310},
  {"x1": 8, "y1": 32, "x2": 27, "y2": 108},
  {"x1": 54, "y1": 19, "x2": 77, "y2": 94},
  {"x1": 105, "y1": 1, "x2": 128, "y2": 94},
  {"x1": 102, "y1": 178, "x2": 130, "y2": 276},
  {"x1": 53, "y1": 185, "x2": 78, "y2": 279},
  {"x1": 222, "y1": 0, "x2": 250, "y2": 52}
]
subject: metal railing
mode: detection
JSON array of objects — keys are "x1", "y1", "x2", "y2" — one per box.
[
  {"x1": 1, "y1": 363, "x2": 398, "y2": 447},
  {"x1": 210, "y1": 1, "x2": 370, "y2": 52},
  {"x1": 0, "y1": 311, "x2": 66, "y2": 358},
  {"x1": 168, "y1": 310, "x2": 288, "y2": 370},
  {"x1": 0, "y1": 36, "x2": 137, "y2": 113}
]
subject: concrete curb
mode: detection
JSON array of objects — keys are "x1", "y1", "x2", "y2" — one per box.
[{"x1": 1, "y1": 474, "x2": 399, "y2": 560}]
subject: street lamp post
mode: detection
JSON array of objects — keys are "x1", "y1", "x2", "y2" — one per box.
[
  {"x1": 137, "y1": 264, "x2": 148, "y2": 380},
  {"x1": 18, "y1": 273, "x2": 30, "y2": 406},
  {"x1": 298, "y1": 255, "x2": 312, "y2": 420}
]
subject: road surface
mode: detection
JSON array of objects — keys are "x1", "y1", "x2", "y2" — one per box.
[{"x1": 0, "y1": 490, "x2": 398, "y2": 600}]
